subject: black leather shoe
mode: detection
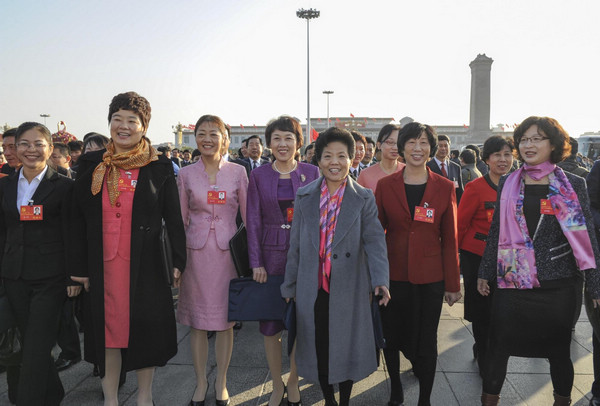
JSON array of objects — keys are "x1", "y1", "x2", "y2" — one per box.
[
  {"x1": 215, "y1": 399, "x2": 230, "y2": 406},
  {"x1": 190, "y1": 382, "x2": 209, "y2": 406},
  {"x1": 589, "y1": 396, "x2": 600, "y2": 406},
  {"x1": 55, "y1": 356, "x2": 81, "y2": 371}
]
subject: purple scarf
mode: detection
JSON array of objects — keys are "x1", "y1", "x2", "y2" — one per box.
[{"x1": 496, "y1": 161, "x2": 596, "y2": 289}]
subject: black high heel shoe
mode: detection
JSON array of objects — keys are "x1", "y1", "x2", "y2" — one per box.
[
  {"x1": 189, "y1": 382, "x2": 209, "y2": 406},
  {"x1": 215, "y1": 386, "x2": 230, "y2": 406}
]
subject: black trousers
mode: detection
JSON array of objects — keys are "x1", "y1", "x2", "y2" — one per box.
[
  {"x1": 4, "y1": 276, "x2": 65, "y2": 406},
  {"x1": 56, "y1": 295, "x2": 81, "y2": 360}
]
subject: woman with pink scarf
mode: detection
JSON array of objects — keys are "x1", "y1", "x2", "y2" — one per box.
[{"x1": 477, "y1": 116, "x2": 600, "y2": 406}]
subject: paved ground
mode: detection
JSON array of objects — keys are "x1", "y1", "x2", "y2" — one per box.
[{"x1": 0, "y1": 303, "x2": 596, "y2": 405}]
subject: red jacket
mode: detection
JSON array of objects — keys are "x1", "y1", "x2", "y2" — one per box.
[
  {"x1": 457, "y1": 175, "x2": 498, "y2": 257},
  {"x1": 375, "y1": 168, "x2": 460, "y2": 292}
]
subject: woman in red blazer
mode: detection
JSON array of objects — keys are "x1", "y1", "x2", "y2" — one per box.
[
  {"x1": 457, "y1": 135, "x2": 515, "y2": 374},
  {"x1": 375, "y1": 122, "x2": 461, "y2": 406}
]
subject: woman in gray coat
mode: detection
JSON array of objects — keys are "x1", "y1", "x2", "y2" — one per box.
[{"x1": 281, "y1": 127, "x2": 391, "y2": 406}]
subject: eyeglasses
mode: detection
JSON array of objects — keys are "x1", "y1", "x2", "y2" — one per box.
[
  {"x1": 383, "y1": 139, "x2": 397, "y2": 147},
  {"x1": 16, "y1": 141, "x2": 49, "y2": 150},
  {"x1": 520, "y1": 136, "x2": 548, "y2": 145}
]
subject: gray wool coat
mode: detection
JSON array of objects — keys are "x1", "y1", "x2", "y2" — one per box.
[{"x1": 281, "y1": 176, "x2": 389, "y2": 384}]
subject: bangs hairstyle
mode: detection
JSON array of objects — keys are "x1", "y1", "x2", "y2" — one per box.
[
  {"x1": 481, "y1": 135, "x2": 516, "y2": 162},
  {"x1": 397, "y1": 122, "x2": 438, "y2": 158},
  {"x1": 15, "y1": 122, "x2": 53, "y2": 145},
  {"x1": 108, "y1": 91, "x2": 152, "y2": 130},
  {"x1": 265, "y1": 116, "x2": 303, "y2": 149},
  {"x1": 376, "y1": 124, "x2": 400, "y2": 144},
  {"x1": 194, "y1": 115, "x2": 228, "y2": 139},
  {"x1": 513, "y1": 116, "x2": 571, "y2": 163},
  {"x1": 314, "y1": 127, "x2": 355, "y2": 162}
]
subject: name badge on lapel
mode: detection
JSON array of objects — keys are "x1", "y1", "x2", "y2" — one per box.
[
  {"x1": 207, "y1": 190, "x2": 226, "y2": 205},
  {"x1": 20, "y1": 205, "x2": 43, "y2": 221},
  {"x1": 118, "y1": 178, "x2": 137, "y2": 192},
  {"x1": 414, "y1": 205, "x2": 435, "y2": 223},
  {"x1": 286, "y1": 207, "x2": 294, "y2": 223},
  {"x1": 540, "y1": 199, "x2": 555, "y2": 215}
]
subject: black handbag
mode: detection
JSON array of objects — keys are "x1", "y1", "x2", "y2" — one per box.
[
  {"x1": 283, "y1": 300, "x2": 296, "y2": 356},
  {"x1": 159, "y1": 219, "x2": 174, "y2": 286},
  {"x1": 228, "y1": 223, "x2": 252, "y2": 278},
  {"x1": 228, "y1": 275, "x2": 286, "y2": 321},
  {"x1": 372, "y1": 294, "x2": 386, "y2": 366}
]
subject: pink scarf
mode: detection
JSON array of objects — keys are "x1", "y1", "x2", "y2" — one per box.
[
  {"x1": 497, "y1": 161, "x2": 596, "y2": 289},
  {"x1": 318, "y1": 178, "x2": 347, "y2": 293}
]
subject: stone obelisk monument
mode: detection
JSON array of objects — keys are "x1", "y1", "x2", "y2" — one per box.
[{"x1": 468, "y1": 54, "x2": 493, "y2": 144}]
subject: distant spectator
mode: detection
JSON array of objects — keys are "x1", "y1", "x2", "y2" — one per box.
[
  {"x1": 459, "y1": 149, "x2": 482, "y2": 185},
  {"x1": 303, "y1": 142, "x2": 316, "y2": 164},
  {"x1": 157, "y1": 145, "x2": 179, "y2": 175},
  {"x1": 362, "y1": 136, "x2": 376, "y2": 166},
  {"x1": 349, "y1": 130, "x2": 367, "y2": 178},
  {"x1": 51, "y1": 142, "x2": 77, "y2": 178},
  {"x1": 466, "y1": 144, "x2": 489, "y2": 175},
  {"x1": 83, "y1": 134, "x2": 109, "y2": 154},
  {"x1": 191, "y1": 149, "x2": 201, "y2": 163},
  {"x1": 557, "y1": 137, "x2": 589, "y2": 178},
  {"x1": 68, "y1": 140, "x2": 84, "y2": 166},
  {"x1": 450, "y1": 149, "x2": 461, "y2": 166},
  {"x1": 181, "y1": 150, "x2": 193, "y2": 167}
]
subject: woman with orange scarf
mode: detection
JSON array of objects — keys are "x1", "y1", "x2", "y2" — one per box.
[{"x1": 70, "y1": 92, "x2": 186, "y2": 406}]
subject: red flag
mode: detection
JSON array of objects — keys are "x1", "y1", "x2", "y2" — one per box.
[
  {"x1": 240, "y1": 124, "x2": 244, "y2": 129},
  {"x1": 463, "y1": 124, "x2": 469, "y2": 128},
  {"x1": 350, "y1": 113, "x2": 355, "y2": 118},
  {"x1": 318, "y1": 118, "x2": 322, "y2": 122},
  {"x1": 335, "y1": 118, "x2": 340, "y2": 122},
  {"x1": 364, "y1": 118, "x2": 368, "y2": 123},
  {"x1": 311, "y1": 128, "x2": 319, "y2": 142},
  {"x1": 253, "y1": 124, "x2": 257, "y2": 128}
]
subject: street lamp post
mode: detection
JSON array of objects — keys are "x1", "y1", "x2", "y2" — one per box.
[
  {"x1": 296, "y1": 8, "x2": 320, "y2": 147},
  {"x1": 323, "y1": 90, "x2": 333, "y2": 128},
  {"x1": 40, "y1": 114, "x2": 50, "y2": 126}
]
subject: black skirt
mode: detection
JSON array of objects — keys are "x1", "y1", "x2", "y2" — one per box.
[
  {"x1": 380, "y1": 280, "x2": 444, "y2": 360},
  {"x1": 460, "y1": 250, "x2": 494, "y2": 322},
  {"x1": 489, "y1": 277, "x2": 577, "y2": 358}
]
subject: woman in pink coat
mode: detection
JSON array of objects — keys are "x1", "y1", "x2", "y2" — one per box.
[{"x1": 177, "y1": 115, "x2": 248, "y2": 406}]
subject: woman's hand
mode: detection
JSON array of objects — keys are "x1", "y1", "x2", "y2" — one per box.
[
  {"x1": 71, "y1": 276, "x2": 90, "y2": 292},
  {"x1": 375, "y1": 286, "x2": 391, "y2": 306},
  {"x1": 67, "y1": 285, "x2": 82, "y2": 297},
  {"x1": 285, "y1": 297, "x2": 295, "y2": 303},
  {"x1": 173, "y1": 268, "x2": 181, "y2": 288},
  {"x1": 253, "y1": 267, "x2": 267, "y2": 283},
  {"x1": 445, "y1": 291, "x2": 462, "y2": 306},
  {"x1": 594, "y1": 299, "x2": 600, "y2": 308},
  {"x1": 477, "y1": 278, "x2": 490, "y2": 296}
]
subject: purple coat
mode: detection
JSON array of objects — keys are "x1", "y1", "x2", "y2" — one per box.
[{"x1": 247, "y1": 162, "x2": 320, "y2": 272}]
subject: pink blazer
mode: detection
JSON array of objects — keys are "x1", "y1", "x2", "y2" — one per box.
[{"x1": 177, "y1": 158, "x2": 248, "y2": 251}]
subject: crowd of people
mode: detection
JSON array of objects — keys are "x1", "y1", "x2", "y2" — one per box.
[{"x1": 1, "y1": 90, "x2": 600, "y2": 406}]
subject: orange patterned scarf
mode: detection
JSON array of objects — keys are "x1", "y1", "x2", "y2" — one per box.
[{"x1": 91, "y1": 137, "x2": 159, "y2": 206}]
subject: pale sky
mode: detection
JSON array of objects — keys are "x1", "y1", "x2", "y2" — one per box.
[{"x1": 2, "y1": 0, "x2": 599, "y2": 144}]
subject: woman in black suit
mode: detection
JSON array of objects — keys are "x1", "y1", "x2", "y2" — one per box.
[
  {"x1": 70, "y1": 92, "x2": 186, "y2": 406},
  {"x1": 0, "y1": 121, "x2": 78, "y2": 405}
]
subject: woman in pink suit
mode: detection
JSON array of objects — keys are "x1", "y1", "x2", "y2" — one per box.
[
  {"x1": 177, "y1": 115, "x2": 248, "y2": 406},
  {"x1": 247, "y1": 116, "x2": 320, "y2": 406}
]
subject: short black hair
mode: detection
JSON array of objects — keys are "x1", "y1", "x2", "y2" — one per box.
[
  {"x1": 397, "y1": 122, "x2": 438, "y2": 158},
  {"x1": 2, "y1": 128, "x2": 17, "y2": 140},
  {"x1": 83, "y1": 134, "x2": 109, "y2": 152},
  {"x1": 191, "y1": 149, "x2": 201, "y2": 159},
  {"x1": 314, "y1": 127, "x2": 355, "y2": 162},
  {"x1": 108, "y1": 91, "x2": 151, "y2": 130},
  {"x1": 246, "y1": 134, "x2": 263, "y2": 146},
  {"x1": 459, "y1": 149, "x2": 476, "y2": 165},
  {"x1": 481, "y1": 135, "x2": 515, "y2": 162},
  {"x1": 465, "y1": 144, "x2": 481, "y2": 159},
  {"x1": 569, "y1": 137, "x2": 579, "y2": 156},
  {"x1": 365, "y1": 136, "x2": 375, "y2": 146},
  {"x1": 513, "y1": 116, "x2": 571, "y2": 164},
  {"x1": 15, "y1": 122, "x2": 53, "y2": 145},
  {"x1": 265, "y1": 115, "x2": 303, "y2": 149},
  {"x1": 68, "y1": 140, "x2": 83, "y2": 152},
  {"x1": 53, "y1": 142, "x2": 70, "y2": 157},
  {"x1": 437, "y1": 134, "x2": 450, "y2": 144},
  {"x1": 376, "y1": 124, "x2": 400, "y2": 144},
  {"x1": 350, "y1": 130, "x2": 366, "y2": 147}
]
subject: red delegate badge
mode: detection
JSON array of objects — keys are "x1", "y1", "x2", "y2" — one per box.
[
  {"x1": 207, "y1": 190, "x2": 227, "y2": 205},
  {"x1": 414, "y1": 206, "x2": 435, "y2": 223},
  {"x1": 20, "y1": 205, "x2": 43, "y2": 221},
  {"x1": 118, "y1": 178, "x2": 137, "y2": 192},
  {"x1": 286, "y1": 207, "x2": 294, "y2": 223},
  {"x1": 540, "y1": 199, "x2": 555, "y2": 215}
]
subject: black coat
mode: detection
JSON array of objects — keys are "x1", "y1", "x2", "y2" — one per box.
[
  {"x1": 0, "y1": 166, "x2": 73, "y2": 281},
  {"x1": 69, "y1": 150, "x2": 186, "y2": 375}
]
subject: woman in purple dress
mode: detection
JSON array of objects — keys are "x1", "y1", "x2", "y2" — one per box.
[{"x1": 247, "y1": 116, "x2": 320, "y2": 406}]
